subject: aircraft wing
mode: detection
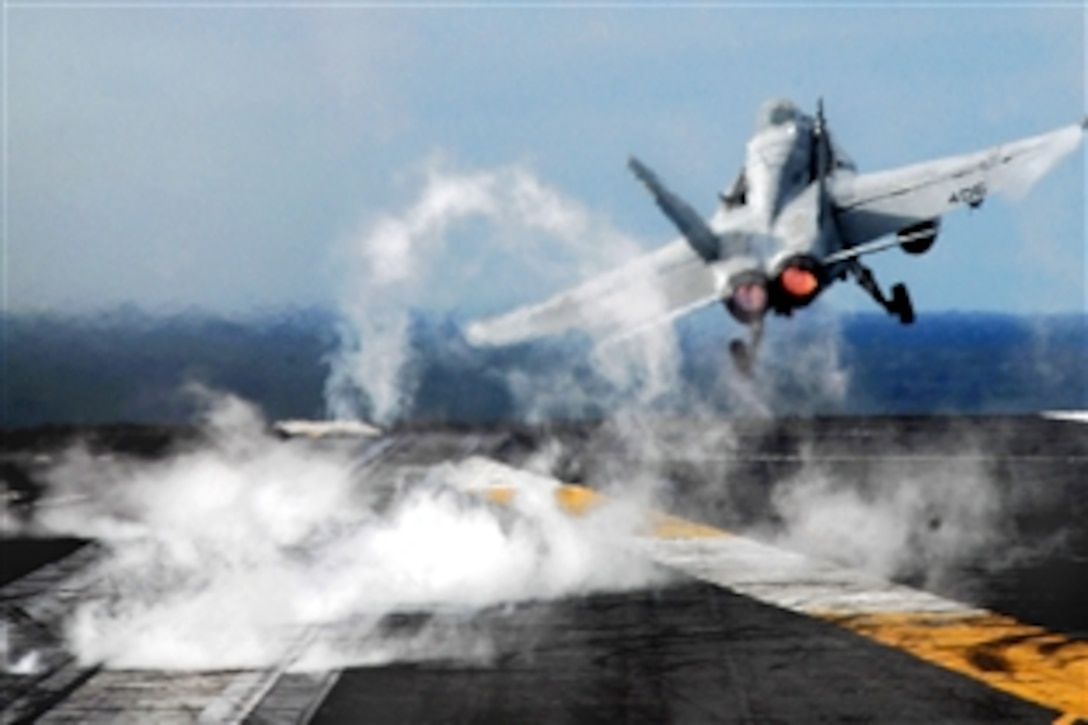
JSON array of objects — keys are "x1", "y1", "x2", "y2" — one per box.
[
  {"x1": 832, "y1": 119, "x2": 1085, "y2": 253},
  {"x1": 464, "y1": 238, "x2": 721, "y2": 347}
]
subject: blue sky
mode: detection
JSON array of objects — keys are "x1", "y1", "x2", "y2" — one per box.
[{"x1": 5, "y1": 3, "x2": 1085, "y2": 318}]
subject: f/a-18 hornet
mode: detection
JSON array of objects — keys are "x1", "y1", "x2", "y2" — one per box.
[{"x1": 466, "y1": 99, "x2": 1085, "y2": 374}]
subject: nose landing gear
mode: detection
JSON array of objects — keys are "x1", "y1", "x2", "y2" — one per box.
[{"x1": 729, "y1": 319, "x2": 764, "y2": 377}]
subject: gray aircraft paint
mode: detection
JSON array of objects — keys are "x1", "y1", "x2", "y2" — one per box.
[{"x1": 466, "y1": 100, "x2": 1084, "y2": 367}]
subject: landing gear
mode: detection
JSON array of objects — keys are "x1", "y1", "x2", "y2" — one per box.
[
  {"x1": 730, "y1": 339, "x2": 755, "y2": 377},
  {"x1": 889, "y1": 283, "x2": 915, "y2": 325},
  {"x1": 729, "y1": 319, "x2": 764, "y2": 377},
  {"x1": 850, "y1": 261, "x2": 915, "y2": 326}
]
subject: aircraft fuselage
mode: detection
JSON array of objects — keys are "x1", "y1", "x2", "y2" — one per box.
[
  {"x1": 465, "y1": 98, "x2": 1085, "y2": 368},
  {"x1": 708, "y1": 99, "x2": 850, "y2": 324}
]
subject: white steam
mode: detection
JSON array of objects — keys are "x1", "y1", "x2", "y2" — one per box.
[
  {"x1": 33, "y1": 393, "x2": 665, "y2": 671},
  {"x1": 323, "y1": 159, "x2": 679, "y2": 424},
  {"x1": 322, "y1": 157, "x2": 858, "y2": 428},
  {"x1": 761, "y1": 453, "x2": 1009, "y2": 596}
]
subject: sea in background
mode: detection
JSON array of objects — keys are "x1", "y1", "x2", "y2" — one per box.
[{"x1": 4, "y1": 309, "x2": 1085, "y2": 427}]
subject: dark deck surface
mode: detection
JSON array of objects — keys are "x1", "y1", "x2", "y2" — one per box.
[
  {"x1": 2, "y1": 415, "x2": 1085, "y2": 723},
  {"x1": 314, "y1": 583, "x2": 1054, "y2": 723}
]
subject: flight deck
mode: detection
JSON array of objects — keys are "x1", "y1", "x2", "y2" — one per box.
[{"x1": 2, "y1": 416, "x2": 1086, "y2": 723}]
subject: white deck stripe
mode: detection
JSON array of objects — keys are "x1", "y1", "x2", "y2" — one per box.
[
  {"x1": 644, "y1": 536, "x2": 983, "y2": 615},
  {"x1": 1042, "y1": 410, "x2": 1088, "y2": 424},
  {"x1": 196, "y1": 628, "x2": 318, "y2": 724},
  {"x1": 458, "y1": 456, "x2": 1087, "y2": 722},
  {"x1": 453, "y1": 456, "x2": 983, "y2": 618}
]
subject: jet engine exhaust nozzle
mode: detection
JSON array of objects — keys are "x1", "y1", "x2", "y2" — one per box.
[
  {"x1": 725, "y1": 274, "x2": 770, "y2": 325},
  {"x1": 779, "y1": 266, "x2": 820, "y2": 299},
  {"x1": 770, "y1": 255, "x2": 824, "y2": 314}
]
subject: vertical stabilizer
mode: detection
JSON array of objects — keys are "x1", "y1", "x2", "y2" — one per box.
[
  {"x1": 813, "y1": 98, "x2": 833, "y2": 224},
  {"x1": 628, "y1": 157, "x2": 720, "y2": 262}
]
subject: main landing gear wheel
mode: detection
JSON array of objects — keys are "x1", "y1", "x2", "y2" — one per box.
[
  {"x1": 890, "y1": 283, "x2": 915, "y2": 325},
  {"x1": 730, "y1": 339, "x2": 754, "y2": 378},
  {"x1": 850, "y1": 261, "x2": 916, "y2": 326}
]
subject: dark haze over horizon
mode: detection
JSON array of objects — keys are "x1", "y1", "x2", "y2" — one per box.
[{"x1": 3, "y1": 308, "x2": 1084, "y2": 428}]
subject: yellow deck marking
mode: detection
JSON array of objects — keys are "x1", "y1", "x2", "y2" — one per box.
[
  {"x1": 554, "y1": 484, "x2": 604, "y2": 516},
  {"x1": 466, "y1": 459, "x2": 1087, "y2": 722},
  {"x1": 481, "y1": 483, "x2": 725, "y2": 538},
  {"x1": 647, "y1": 512, "x2": 730, "y2": 540},
  {"x1": 480, "y1": 486, "x2": 516, "y2": 507},
  {"x1": 1054, "y1": 712, "x2": 1087, "y2": 725},
  {"x1": 479, "y1": 484, "x2": 602, "y2": 515},
  {"x1": 825, "y1": 611, "x2": 1088, "y2": 721}
]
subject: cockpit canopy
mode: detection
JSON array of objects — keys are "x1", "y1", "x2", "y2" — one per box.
[
  {"x1": 755, "y1": 98, "x2": 806, "y2": 132},
  {"x1": 753, "y1": 97, "x2": 858, "y2": 173}
]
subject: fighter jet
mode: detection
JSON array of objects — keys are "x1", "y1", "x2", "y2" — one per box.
[{"x1": 466, "y1": 99, "x2": 1085, "y2": 374}]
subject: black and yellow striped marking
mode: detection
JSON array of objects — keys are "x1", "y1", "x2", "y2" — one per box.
[
  {"x1": 480, "y1": 483, "x2": 727, "y2": 540},
  {"x1": 465, "y1": 461, "x2": 1087, "y2": 724},
  {"x1": 825, "y1": 610, "x2": 1088, "y2": 723}
]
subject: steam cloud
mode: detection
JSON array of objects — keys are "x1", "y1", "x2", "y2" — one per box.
[
  {"x1": 762, "y1": 454, "x2": 1006, "y2": 595},
  {"x1": 29, "y1": 392, "x2": 666, "y2": 671},
  {"x1": 17, "y1": 160, "x2": 1070, "y2": 676},
  {"x1": 323, "y1": 160, "x2": 683, "y2": 425},
  {"x1": 322, "y1": 158, "x2": 855, "y2": 426},
  {"x1": 9, "y1": 163, "x2": 860, "y2": 675}
]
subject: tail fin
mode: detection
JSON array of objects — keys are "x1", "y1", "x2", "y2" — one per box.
[
  {"x1": 628, "y1": 157, "x2": 720, "y2": 262},
  {"x1": 813, "y1": 98, "x2": 834, "y2": 226}
]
